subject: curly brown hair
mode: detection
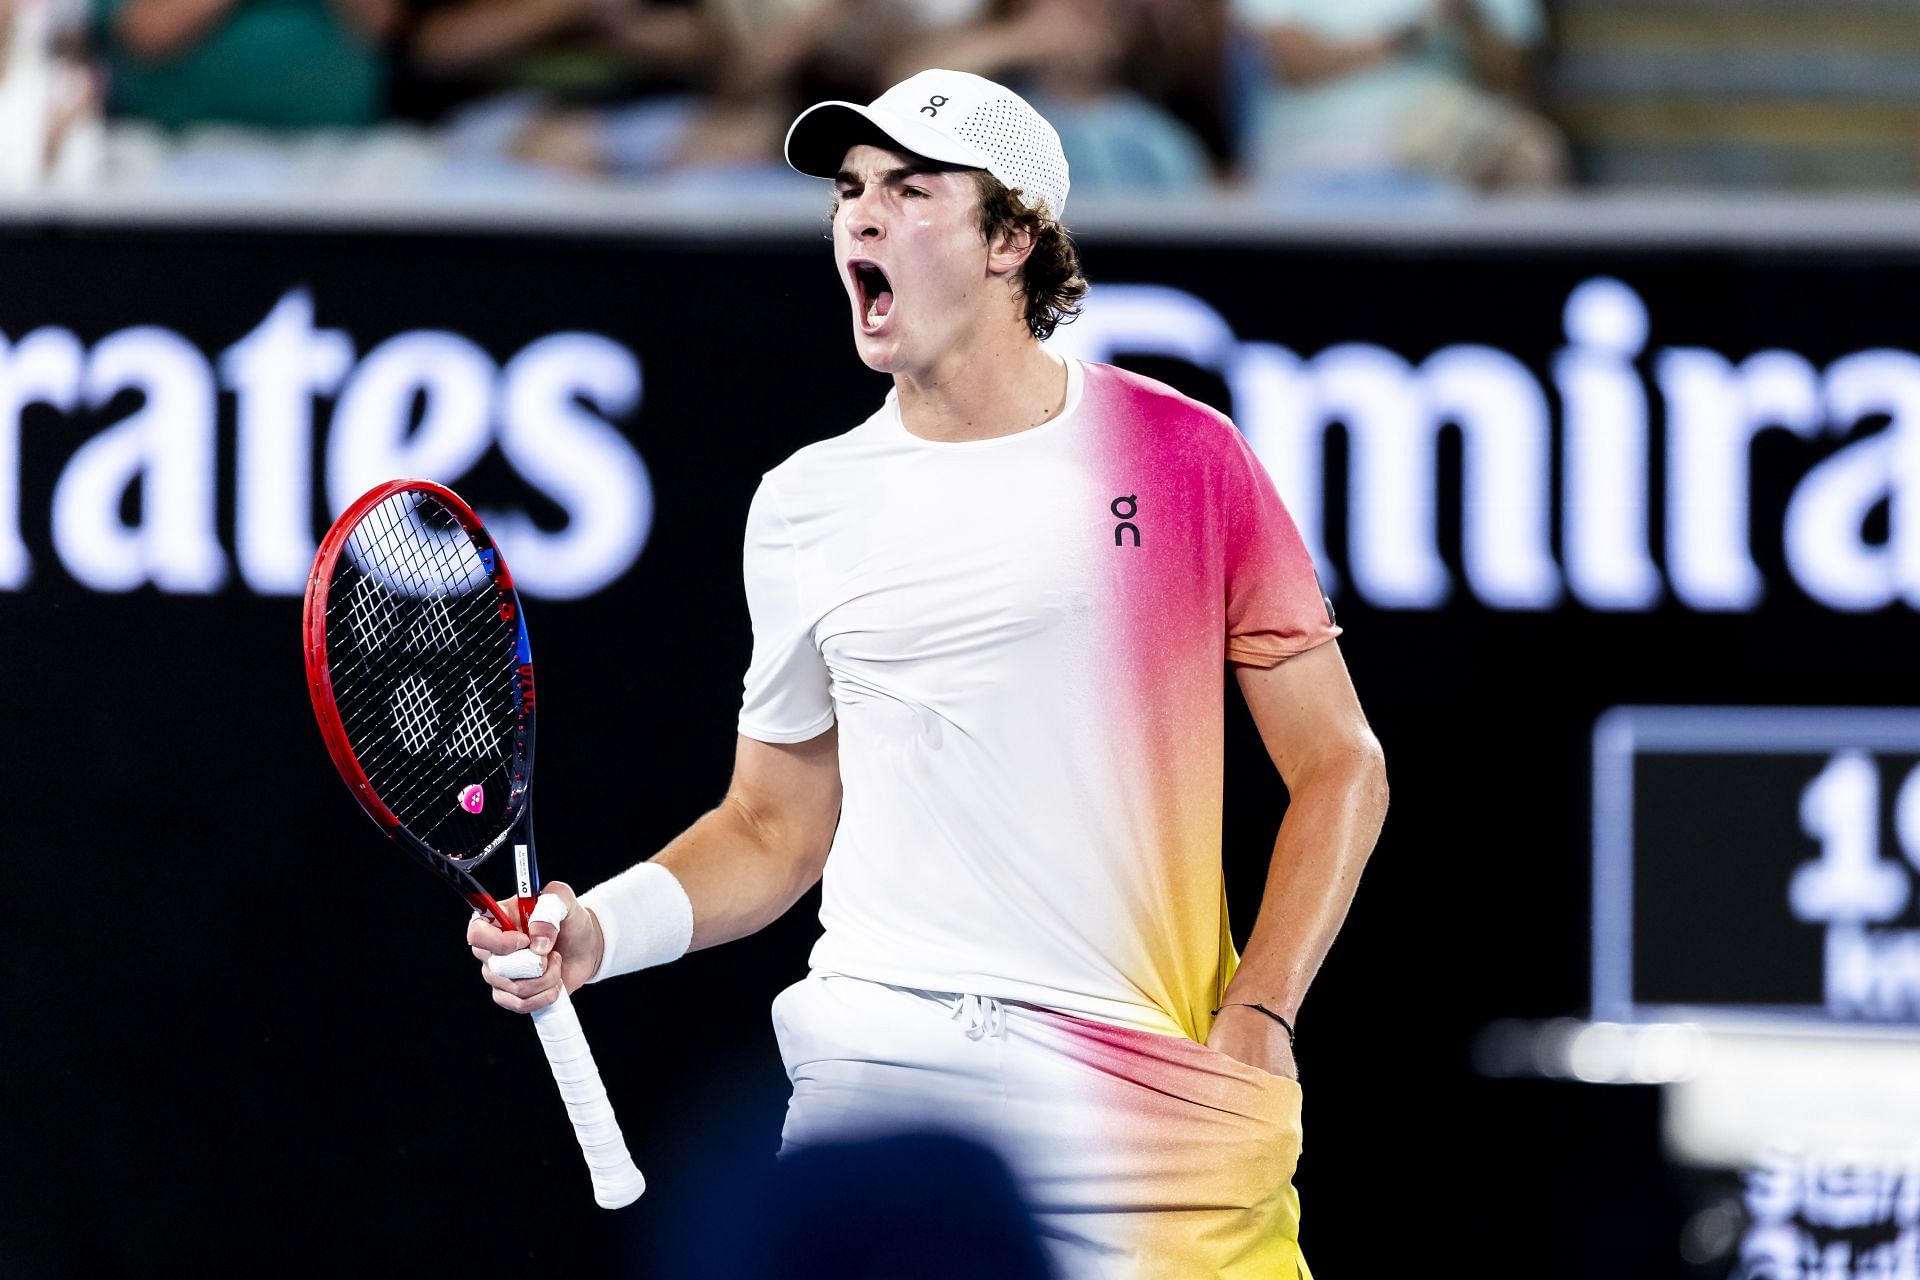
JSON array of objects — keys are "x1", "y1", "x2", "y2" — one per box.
[{"x1": 971, "y1": 170, "x2": 1087, "y2": 341}]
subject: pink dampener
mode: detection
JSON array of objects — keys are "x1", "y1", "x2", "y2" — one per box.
[{"x1": 459, "y1": 784, "x2": 485, "y2": 814}]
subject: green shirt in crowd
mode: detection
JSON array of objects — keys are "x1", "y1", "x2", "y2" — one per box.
[{"x1": 96, "y1": 0, "x2": 386, "y2": 130}]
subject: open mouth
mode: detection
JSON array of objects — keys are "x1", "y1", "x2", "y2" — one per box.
[{"x1": 852, "y1": 261, "x2": 894, "y2": 329}]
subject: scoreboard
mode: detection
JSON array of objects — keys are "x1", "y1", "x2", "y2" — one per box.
[{"x1": 1594, "y1": 706, "x2": 1920, "y2": 1025}]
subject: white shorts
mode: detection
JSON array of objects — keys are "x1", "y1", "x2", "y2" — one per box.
[{"x1": 771, "y1": 972, "x2": 1310, "y2": 1280}]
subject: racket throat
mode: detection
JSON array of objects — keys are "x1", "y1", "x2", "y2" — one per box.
[{"x1": 514, "y1": 839, "x2": 538, "y2": 926}]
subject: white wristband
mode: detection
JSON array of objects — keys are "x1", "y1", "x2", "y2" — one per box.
[{"x1": 576, "y1": 861, "x2": 694, "y2": 983}]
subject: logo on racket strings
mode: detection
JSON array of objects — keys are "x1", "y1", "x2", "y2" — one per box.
[{"x1": 458, "y1": 784, "x2": 485, "y2": 814}]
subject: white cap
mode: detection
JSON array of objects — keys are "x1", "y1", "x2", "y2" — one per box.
[{"x1": 785, "y1": 69, "x2": 1070, "y2": 221}]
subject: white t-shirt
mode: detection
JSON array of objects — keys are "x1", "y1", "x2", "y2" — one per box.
[{"x1": 739, "y1": 358, "x2": 1339, "y2": 1038}]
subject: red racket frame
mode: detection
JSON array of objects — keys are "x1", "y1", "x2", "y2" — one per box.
[{"x1": 303, "y1": 478, "x2": 538, "y2": 928}]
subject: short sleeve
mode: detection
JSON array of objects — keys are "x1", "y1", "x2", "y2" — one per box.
[
  {"x1": 737, "y1": 477, "x2": 835, "y2": 743},
  {"x1": 1221, "y1": 428, "x2": 1341, "y2": 667}
]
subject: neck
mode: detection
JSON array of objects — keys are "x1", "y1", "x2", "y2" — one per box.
[{"x1": 893, "y1": 321, "x2": 1068, "y2": 443}]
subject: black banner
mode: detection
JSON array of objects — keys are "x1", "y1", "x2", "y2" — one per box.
[{"x1": 5, "y1": 217, "x2": 1916, "y2": 1277}]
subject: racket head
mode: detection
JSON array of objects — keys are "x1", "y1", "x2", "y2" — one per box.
[{"x1": 304, "y1": 480, "x2": 537, "y2": 913}]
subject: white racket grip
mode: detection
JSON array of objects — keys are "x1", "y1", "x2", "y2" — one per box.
[{"x1": 530, "y1": 988, "x2": 646, "y2": 1208}]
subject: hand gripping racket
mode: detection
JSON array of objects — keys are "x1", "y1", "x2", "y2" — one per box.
[{"x1": 303, "y1": 478, "x2": 646, "y2": 1209}]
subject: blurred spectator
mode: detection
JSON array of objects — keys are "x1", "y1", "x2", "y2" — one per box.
[
  {"x1": 1123, "y1": 0, "x2": 1236, "y2": 177},
  {"x1": 1232, "y1": 0, "x2": 1569, "y2": 195},
  {"x1": 391, "y1": 0, "x2": 713, "y2": 123},
  {"x1": 92, "y1": 0, "x2": 395, "y2": 129},
  {"x1": 719, "y1": 0, "x2": 986, "y2": 107},
  {"x1": 393, "y1": 0, "x2": 1218, "y2": 193},
  {"x1": 655, "y1": 1131, "x2": 1056, "y2": 1279},
  {"x1": 881, "y1": 0, "x2": 1214, "y2": 194},
  {"x1": 0, "y1": 0, "x2": 103, "y2": 189},
  {"x1": 394, "y1": 0, "x2": 814, "y2": 187}
]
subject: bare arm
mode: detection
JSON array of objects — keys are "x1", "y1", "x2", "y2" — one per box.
[
  {"x1": 1207, "y1": 640, "x2": 1387, "y2": 1078},
  {"x1": 472, "y1": 729, "x2": 842, "y2": 1012},
  {"x1": 409, "y1": 0, "x2": 589, "y2": 75},
  {"x1": 111, "y1": 0, "x2": 243, "y2": 61},
  {"x1": 328, "y1": 0, "x2": 399, "y2": 41},
  {"x1": 713, "y1": 0, "x2": 850, "y2": 100},
  {"x1": 1439, "y1": 0, "x2": 1535, "y2": 99},
  {"x1": 1259, "y1": 22, "x2": 1418, "y2": 89},
  {"x1": 597, "y1": 5, "x2": 721, "y2": 78},
  {"x1": 654, "y1": 729, "x2": 843, "y2": 951},
  {"x1": 878, "y1": 0, "x2": 1102, "y2": 90}
]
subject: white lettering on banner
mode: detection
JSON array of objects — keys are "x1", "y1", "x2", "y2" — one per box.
[
  {"x1": 0, "y1": 287, "x2": 652, "y2": 598},
  {"x1": 1785, "y1": 351, "x2": 1920, "y2": 612},
  {"x1": 1657, "y1": 348, "x2": 1822, "y2": 610},
  {"x1": 53, "y1": 326, "x2": 225, "y2": 592},
  {"x1": 0, "y1": 326, "x2": 83, "y2": 588},
  {"x1": 10, "y1": 272, "x2": 1920, "y2": 610},
  {"x1": 487, "y1": 334, "x2": 651, "y2": 601},
  {"x1": 1423, "y1": 344, "x2": 1560, "y2": 609},
  {"x1": 328, "y1": 330, "x2": 499, "y2": 515},
  {"x1": 1052, "y1": 277, "x2": 1920, "y2": 612},
  {"x1": 1560, "y1": 278, "x2": 1659, "y2": 609},
  {"x1": 221, "y1": 289, "x2": 354, "y2": 594}
]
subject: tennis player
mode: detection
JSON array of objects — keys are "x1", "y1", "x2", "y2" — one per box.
[{"x1": 471, "y1": 69, "x2": 1388, "y2": 1279}]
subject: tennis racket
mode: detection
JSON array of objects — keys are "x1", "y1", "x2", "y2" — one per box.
[{"x1": 303, "y1": 477, "x2": 646, "y2": 1209}]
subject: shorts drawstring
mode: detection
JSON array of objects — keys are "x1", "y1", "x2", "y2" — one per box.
[{"x1": 950, "y1": 991, "x2": 1007, "y2": 1041}]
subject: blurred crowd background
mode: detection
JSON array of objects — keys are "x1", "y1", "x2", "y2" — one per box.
[{"x1": 7, "y1": 0, "x2": 1919, "y2": 199}]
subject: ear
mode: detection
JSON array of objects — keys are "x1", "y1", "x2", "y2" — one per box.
[{"x1": 986, "y1": 220, "x2": 1037, "y2": 281}]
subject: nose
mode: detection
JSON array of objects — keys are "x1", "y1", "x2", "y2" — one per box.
[{"x1": 843, "y1": 191, "x2": 884, "y2": 241}]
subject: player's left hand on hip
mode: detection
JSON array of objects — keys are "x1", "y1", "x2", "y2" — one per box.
[{"x1": 1207, "y1": 1004, "x2": 1299, "y2": 1081}]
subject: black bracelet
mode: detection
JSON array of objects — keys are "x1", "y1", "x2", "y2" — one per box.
[{"x1": 1211, "y1": 1002, "x2": 1296, "y2": 1049}]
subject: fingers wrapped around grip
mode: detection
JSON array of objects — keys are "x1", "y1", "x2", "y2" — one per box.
[
  {"x1": 490, "y1": 950, "x2": 547, "y2": 981},
  {"x1": 469, "y1": 891, "x2": 575, "y2": 1013},
  {"x1": 524, "y1": 891, "x2": 571, "y2": 956},
  {"x1": 467, "y1": 909, "x2": 525, "y2": 959},
  {"x1": 483, "y1": 947, "x2": 566, "y2": 1012}
]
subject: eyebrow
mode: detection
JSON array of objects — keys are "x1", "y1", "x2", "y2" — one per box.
[{"x1": 833, "y1": 164, "x2": 951, "y2": 187}]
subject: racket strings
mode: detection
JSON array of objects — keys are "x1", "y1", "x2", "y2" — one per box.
[
  {"x1": 332, "y1": 603, "x2": 509, "y2": 748},
  {"x1": 323, "y1": 491, "x2": 527, "y2": 859},
  {"x1": 321, "y1": 596, "x2": 503, "y2": 718},
  {"x1": 330, "y1": 514, "x2": 510, "y2": 721},
  {"x1": 334, "y1": 493, "x2": 514, "y2": 689},
  {"x1": 334, "y1": 519, "x2": 518, "y2": 843},
  {"x1": 336, "y1": 595, "x2": 512, "y2": 751}
]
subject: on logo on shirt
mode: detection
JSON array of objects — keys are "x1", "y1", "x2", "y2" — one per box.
[{"x1": 1111, "y1": 495, "x2": 1141, "y2": 548}]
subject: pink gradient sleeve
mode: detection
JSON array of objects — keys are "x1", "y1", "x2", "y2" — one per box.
[{"x1": 1221, "y1": 428, "x2": 1340, "y2": 667}]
